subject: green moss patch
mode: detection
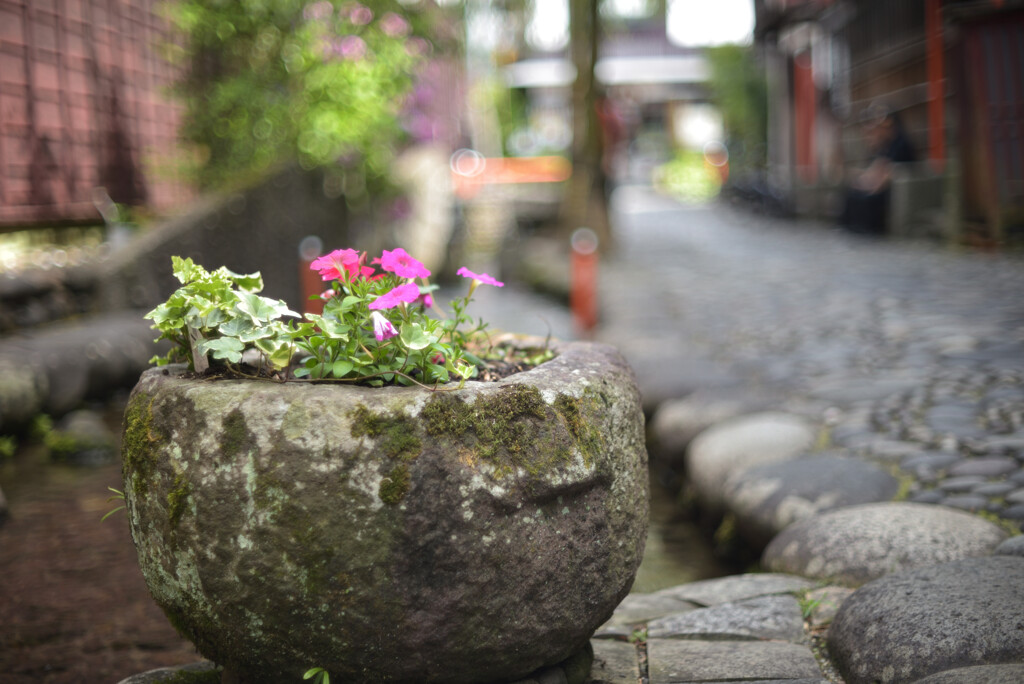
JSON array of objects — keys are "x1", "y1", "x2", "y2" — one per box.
[
  {"x1": 220, "y1": 408, "x2": 257, "y2": 459},
  {"x1": 122, "y1": 393, "x2": 158, "y2": 497},
  {"x1": 378, "y1": 464, "x2": 411, "y2": 505},
  {"x1": 349, "y1": 404, "x2": 422, "y2": 461},
  {"x1": 167, "y1": 472, "x2": 191, "y2": 529},
  {"x1": 423, "y1": 385, "x2": 588, "y2": 477}
]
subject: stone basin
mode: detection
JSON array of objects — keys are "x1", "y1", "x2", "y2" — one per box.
[{"x1": 121, "y1": 339, "x2": 649, "y2": 683}]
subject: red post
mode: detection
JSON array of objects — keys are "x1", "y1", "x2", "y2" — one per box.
[
  {"x1": 570, "y1": 228, "x2": 599, "y2": 336},
  {"x1": 299, "y1": 236, "x2": 325, "y2": 315}
]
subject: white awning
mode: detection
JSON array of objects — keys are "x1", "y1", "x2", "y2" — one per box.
[{"x1": 503, "y1": 54, "x2": 708, "y2": 89}]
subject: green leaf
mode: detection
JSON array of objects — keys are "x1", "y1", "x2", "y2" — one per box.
[
  {"x1": 236, "y1": 292, "x2": 281, "y2": 324},
  {"x1": 225, "y1": 269, "x2": 264, "y2": 292},
  {"x1": 197, "y1": 337, "x2": 245, "y2": 362},
  {"x1": 399, "y1": 323, "x2": 437, "y2": 351},
  {"x1": 172, "y1": 256, "x2": 204, "y2": 284},
  {"x1": 218, "y1": 317, "x2": 255, "y2": 337},
  {"x1": 330, "y1": 359, "x2": 353, "y2": 377}
]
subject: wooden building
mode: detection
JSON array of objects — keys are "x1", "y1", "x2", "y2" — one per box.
[
  {"x1": 754, "y1": 0, "x2": 1024, "y2": 245},
  {"x1": 0, "y1": 0, "x2": 191, "y2": 229}
]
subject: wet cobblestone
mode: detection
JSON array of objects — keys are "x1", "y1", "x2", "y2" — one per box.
[{"x1": 597, "y1": 188, "x2": 1024, "y2": 526}]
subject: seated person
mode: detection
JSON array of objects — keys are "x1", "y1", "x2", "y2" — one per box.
[{"x1": 838, "y1": 103, "x2": 916, "y2": 234}]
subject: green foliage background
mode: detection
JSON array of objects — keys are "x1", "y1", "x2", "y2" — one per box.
[
  {"x1": 163, "y1": 0, "x2": 445, "y2": 195},
  {"x1": 705, "y1": 44, "x2": 767, "y2": 174}
]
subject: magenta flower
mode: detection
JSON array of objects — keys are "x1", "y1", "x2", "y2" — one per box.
[
  {"x1": 416, "y1": 291, "x2": 433, "y2": 308},
  {"x1": 368, "y1": 282, "x2": 421, "y2": 310},
  {"x1": 334, "y1": 35, "x2": 367, "y2": 60},
  {"x1": 311, "y1": 249, "x2": 362, "y2": 282},
  {"x1": 456, "y1": 267, "x2": 504, "y2": 288},
  {"x1": 346, "y1": 3, "x2": 373, "y2": 25},
  {"x1": 320, "y1": 288, "x2": 337, "y2": 300},
  {"x1": 380, "y1": 248, "x2": 431, "y2": 279},
  {"x1": 380, "y1": 12, "x2": 410, "y2": 37},
  {"x1": 370, "y1": 311, "x2": 398, "y2": 341}
]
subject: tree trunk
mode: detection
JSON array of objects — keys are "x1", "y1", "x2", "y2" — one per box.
[{"x1": 561, "y1": 0, "x2": 611, "y2": 251}]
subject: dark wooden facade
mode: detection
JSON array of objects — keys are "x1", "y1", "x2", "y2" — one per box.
[
  {"x1": 0, "y1": 0, "x2": 192, "y2": 228},
  {"x1": 755, "y1": 0, "x2": 1024, "y2": 243}
]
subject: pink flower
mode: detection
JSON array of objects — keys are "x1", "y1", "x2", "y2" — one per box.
[
  {"x1": 380, "y1": 12, "x2": 410, "y2": 37},
  {"x1": 370, "y1": 311, "x2": 398, "y2": 341},
  {"x1": 456, "y1": 267, "x2": 504, "y2": 288},
  {"x1": 416, "y1": 292, "x2": 433, "y2": 308},
  {"x1": 345, "y1": 3, "x2": 373, "y2": 25},
  {"x1": 380, "y1": 248, "x2": 431, "y2": 279},
  {"x1": 320, "y1": 288, "x2": 336, "y2": 300},
  {"x1": 368, "y1": 282, "x2": 421, "y2": 310},
  {"x1": 334, "y1": 35, "x2": 367, "y2": 60},
  {"x1": 303, "y1": 1, "x2": 332, "y2": 21},
  {"x1": 311, "y1": 249, "x2": 362, "y2": 282}
]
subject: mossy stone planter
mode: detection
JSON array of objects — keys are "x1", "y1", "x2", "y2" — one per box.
[{"x1": 122, "y1": 339, "x2": 648, "y2": 683}]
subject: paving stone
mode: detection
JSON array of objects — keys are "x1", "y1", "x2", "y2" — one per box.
[
  {"x1": 1009, "y1": 469, "x2": 1024, "y2": 485},
  {"x1": 939, "y1": 495, "x2": 988, "y2": 512},
  {"x1": 900, "y1": 451, "x2": 960, "y2": 473},
  {"x1": 655, "y1": 573, "x2": 814, "y2": 607},
  {"x1": 1002, "y1": 504, "x2": 1024, "y2": 520},
  {"x1": 912, "y1": 664, "x2": 1024, "y2": 684},
  {"x1": 685, "y1": 412, "x2": 819, "y2": 511},
  {"x1": 597, "y1": 593, "x2": 699, "y2": 630},
  {"x1": 807, "y1": 377, "x2": 921, "y2": 403},
  {"x1": 828, "y1": 556, "x2": 1024, "y2": 684},
  {"x1": 587, "y1": 639, "x2": 640, "y2": 684},
  {"x1": 867, "y1": 440, "x2": 923, "y2": 462},
  {"x1": 762, "y1": 502, "x2": 1008, "y2": 586},
  {"x1": 908, "y1": 490, "x2": 943, "y2": 504},
  {"x1": 646, "y1": 640, "x2": 822, "y2": 683},
  {"x1": 971, "y1": 481, "x2": 1017, "y2": 497},
  {"x1": 937, "y1": 475, "x2": 986, "y2": 492},
  {"x1": 722, "y1": 454, "x2": 899, "y2": 547},
  {"x1": 1005, "y1": 488, "x2": 1024, "y2": 504},
  {"x1": 947, "y1": 456, "x2": 1019, "y2": 478},
  {"x1": 646, "y1": 595, "x2": 804, "y2": 643}
]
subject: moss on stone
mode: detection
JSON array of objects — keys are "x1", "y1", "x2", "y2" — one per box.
[
  {"x1": 378, "y1": 464, "x2": 411, "y2": 505},
  {"x1": 152, "y1": 667, "x2": 222, "y2": 684},
  {"x1": 349, "y1": 404, "x2": 421, "y2": 461},
  {"x1": 220, "y1": 408, "x2": 256, "y2": 459},
  {"x1": 122, "y1": 393, "x2": 157, "y2": 497},
  {"x1": 422, "y1": 385, "x2": 573, "y2": 477},
  {"x1": 167, "y1": 472, "x2": 191, "y2": 529},
  {"x1": 553, "y1": 393, "x2": 604, "y2": 468}
]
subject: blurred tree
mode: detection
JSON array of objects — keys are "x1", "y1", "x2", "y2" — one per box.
[
  {"x1": 705, "y1": 44, "x2": 767, "y2": 175},
  {"x1": 164, "y1": 0, "x2": 451, "y2": 200},
  {"x1": 560, "y1": 0, "x2": 611, "y2": 251}
]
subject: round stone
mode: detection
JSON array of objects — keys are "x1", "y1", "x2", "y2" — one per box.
[
  {"x1": 911, "y1": 664, "x2": 1024, "y2": 684},
  {"x1": 722, "y1": 454, "x2": 899, "y2": 548},
  {"x1": 828, "y1": 557, "x2": 1024, "y2": 683},
  {"x1": 947, "y1": 456, "x2": 1019, "y2": 478},
  {"x1": 995, "y1": 535, "x2": 1024, "y2": 557},
  {"x1": 685, "y1": 412, "x2": 818, "y2": 511},
  {"x1": 762, "y1": 502, "x2": 1008, "y2": 586}
]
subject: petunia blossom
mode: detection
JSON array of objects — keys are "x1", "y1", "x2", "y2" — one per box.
[
  {"x1": 370, "y1": 311, "x2": 398, "y2": 341},
  {"x1": 320, "y1": 288, "x2": 337, "y2": 300},
  {"x1": 379, "y1": 12, "x2": 410, "y2": 37},
  {"x1": 311, "y1": 249, "x2": 362, "y2": 282},
  {"x1": 380, "y1": 248, "x2": 431, "y2": 279},
  {"x1": 368, "y1": 282, "x2": 421, "y2": 310},
  {"x1": 456, "y1": 267, "x2": 504, "y2": 288}
]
